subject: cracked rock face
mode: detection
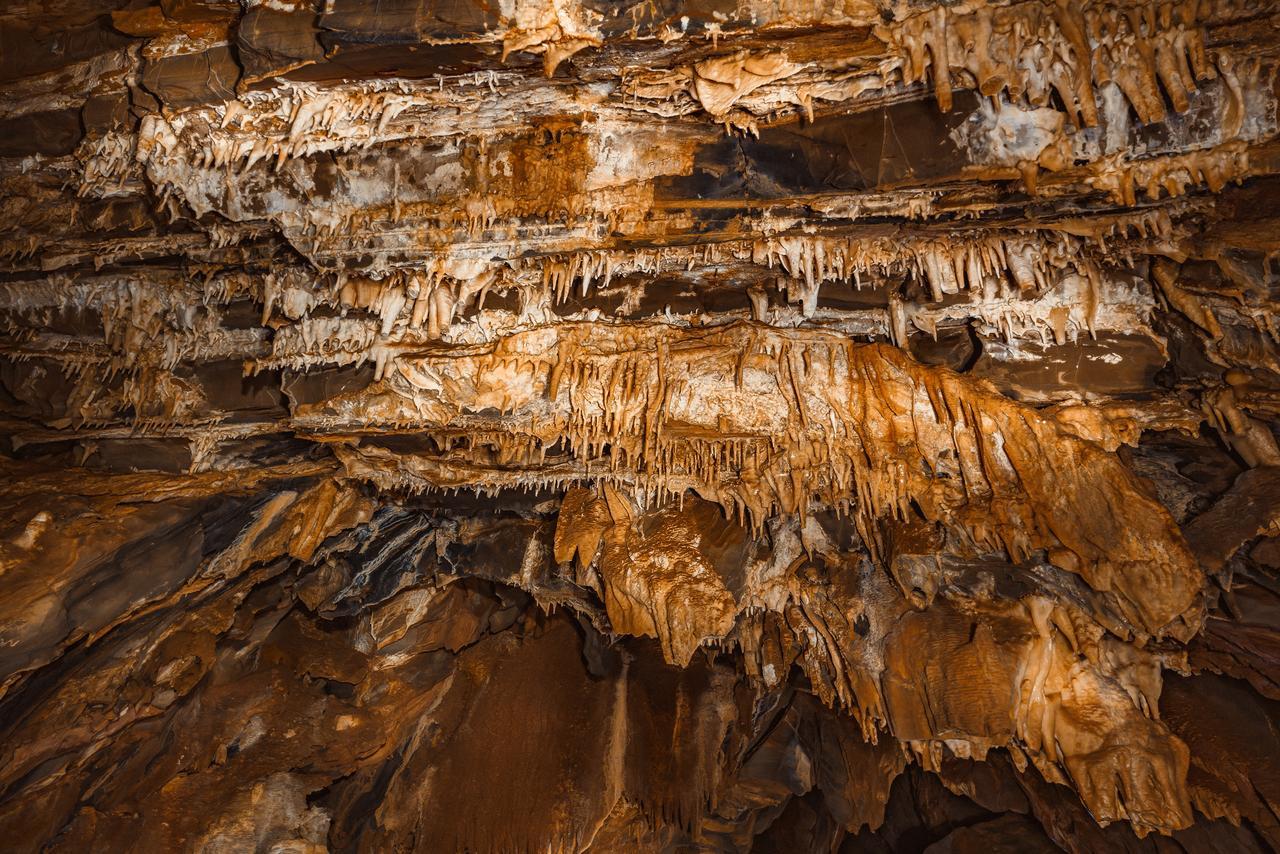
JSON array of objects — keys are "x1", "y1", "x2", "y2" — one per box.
[{"x1": 1, "y1": 0, "x2": 1279, "y2": 850}]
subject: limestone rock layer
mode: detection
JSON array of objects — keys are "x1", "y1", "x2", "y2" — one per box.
[{"x1": 1, "y1": 0, "x2": 1279, "y2": 850}]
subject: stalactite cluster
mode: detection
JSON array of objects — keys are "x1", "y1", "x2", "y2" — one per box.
[{"x1": 1, "y1": 0, "x2": 1279, "y2": 851}]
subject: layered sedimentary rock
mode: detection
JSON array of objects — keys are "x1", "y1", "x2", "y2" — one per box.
[{"x1": 1, "y1": 0, "x2": 1279, "y2": 850}]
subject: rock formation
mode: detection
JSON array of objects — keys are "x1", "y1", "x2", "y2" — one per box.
[{"x1": 1, "y1": 0, "x2": 1279, "y2": 850}]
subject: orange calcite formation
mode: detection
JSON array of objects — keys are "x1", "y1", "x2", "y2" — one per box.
[
  {"x1": 877, "y1": 0, "x2": 1218, "y2": 124},
  {"x1": 307, "y1": 322, "x2": 1203, "y2": 637}
]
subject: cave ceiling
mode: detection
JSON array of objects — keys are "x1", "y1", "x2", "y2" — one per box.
[{"x1": 1, "y1": 0, "x2": 1279, "y2": 850}]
